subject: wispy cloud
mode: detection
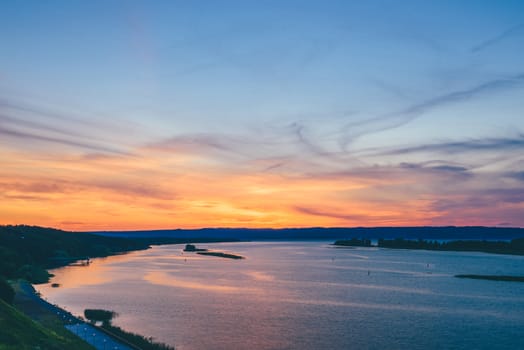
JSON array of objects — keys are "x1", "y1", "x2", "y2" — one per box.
[
  {"x1": 294, "y1": 206, "x2": 395, "y2": 223},
  {"x1": 471, "y1": 23, "x2": 524, "y2": 53},
  {"x1": 146, "y1": 133, "x2": 260, "y2": 164},
  {"x1": 295, "y1": 206, "x2": 364, "y2": 221},
  {"x1": 429, "y1": 188, "x2": 524, "y2": 221},
  {"x1": 91, "y1": 180, "x2": 176, "y2": 200},
  {"x1": 0, "y1": 99, "x2": 109, "y2": 129},
  {"x1": 379, "y1": 135, "x2": 524, "y2": 156},
  {"x1": 289, "y1": 121, "x2": 331, "y2": 156},
  {"x1": 398, "y1": 162, "x2": 472, "y2": 179},
  {"x1": 0, "y1": 180, "x2": 71, "y2": 194},
  {"x1": 0, "y1": 125, "x2": 129, "y2": 155},
  {"x1": 0, "y1": 98, "x2": 136, "y2": 155},
  {"x1": 506, "y1": 171, "x2": 524, "y2": 182},
  {"x1": 0, "y1": 114, "x2": 88, "y2": 139},
  {"x1": 338, "y1": 73, "x2": 524, "y2": 150}
]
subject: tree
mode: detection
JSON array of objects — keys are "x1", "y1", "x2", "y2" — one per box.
[{"x1": 84, "y1": 309, "x2": 118, "y2": 325}]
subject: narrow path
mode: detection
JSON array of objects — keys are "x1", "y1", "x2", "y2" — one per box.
[
  {"x1": 13, "y1": 281, "x2": 137, "y2": 350},
  {"x1": 66, "y1": 323, "x2": 133, "y2": 350}
]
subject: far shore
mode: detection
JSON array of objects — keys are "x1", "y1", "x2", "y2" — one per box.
[
  {"x1": 333, "y1": 237, "x2": 524, "y2": 256},
  {"x1": 455, "y1": 275, "x2": 524, "y2": 282}
]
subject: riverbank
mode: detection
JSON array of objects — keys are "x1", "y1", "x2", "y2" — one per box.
[
  {"x1": 12, "y1": 280, "x2": 175, "y2": 350},
  {"x1": 333, "y1": 237, "x2": 524, "y2": 256},
  {"x1": 12, "y1": 280, "x2": 135, "y2": 349},
  {"x1": 30, "y1": 240, "x2": 524, "y2": 350},
  {"x1": 0, "y1": 292, "x2": 93, "y2": 350},
  {"x1": 455, "y1": 274, "x2": 524, "y2": 282},
  {"x1": 0, "y1": 225, "x2": 240, "y2": 285},
  {"x1": 0, "y1": 225, "x2": 244, "y2": 349}
]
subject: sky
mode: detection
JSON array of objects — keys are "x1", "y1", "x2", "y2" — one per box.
[{"x1": 1, "y1": 0, "x2": 524, "y2": 230}]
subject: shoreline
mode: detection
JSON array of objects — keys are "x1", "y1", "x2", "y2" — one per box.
[
  {"x1": 455, "y1": 274, "x2": 524, "y2": 282},
  {"x1": 333, "y1": 238, "x2": 524, "y2": 256},
  {"x1": 14, "y1": 280, "x2": 139, "y2": 350}
]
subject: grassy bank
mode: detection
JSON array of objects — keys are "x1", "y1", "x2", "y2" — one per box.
[
  {"x1": 0, "y1": 225, "x2": 240, "y2": 349},
  {"x1": 0, "y1": 297, "x2": 93, "y2": 350}
]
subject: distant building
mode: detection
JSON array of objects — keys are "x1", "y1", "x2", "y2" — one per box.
[{"x1": 183, "y1": 244, "x2": 197, "y2": 252}]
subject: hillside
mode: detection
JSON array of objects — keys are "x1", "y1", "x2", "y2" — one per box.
[
  {"x1": 0, "y1": 298, "x2": 93, "y2": 350},
  {"x1": 0, "y1": 225, "x2": 215, "y2": 284}
]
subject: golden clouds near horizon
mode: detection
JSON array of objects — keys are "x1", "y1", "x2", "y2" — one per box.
[{"x1": 1, "y1": 144, "x2": 518, "y2": 231}]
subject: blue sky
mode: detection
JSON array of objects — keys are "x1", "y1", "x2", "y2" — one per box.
[{"x1": 1, "y1": 1, "x2": 523, "y2": 229}]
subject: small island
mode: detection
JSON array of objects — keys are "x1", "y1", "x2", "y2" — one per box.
[
  {"x1": 197, "y1": 251, "x2": 244, "y2": 259},
  {"x1": 183, "y1": 244, "x2": 244, "y2": 259},
  {"x1": 455, "y1": 275, "x2": 524, "y2": 282}
]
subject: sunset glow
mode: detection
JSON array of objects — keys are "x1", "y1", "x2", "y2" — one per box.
[{"x1": 1, "y1": 1, "x2": 523, "y2": 230}]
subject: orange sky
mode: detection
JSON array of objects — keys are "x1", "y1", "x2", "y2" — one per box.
[{"x1": 2, "y1": 139, "x2": 521, "y2": 231}]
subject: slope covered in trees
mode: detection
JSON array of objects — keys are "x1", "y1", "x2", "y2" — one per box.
[{"x1": 0, "y1": 225, "x2": 153, "y2": 285}]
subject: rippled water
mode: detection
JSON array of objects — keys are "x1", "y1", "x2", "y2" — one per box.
[{"x1": 36, "y1": 242, "x2": 524, "y2": 350}]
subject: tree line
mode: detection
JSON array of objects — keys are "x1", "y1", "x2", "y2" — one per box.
[
  {"x1": 0, "y1": 224, "x2": 230, "y2": 303},
  {"x1": 334, "y1": 237, "x2": 524, "y2": 255}
]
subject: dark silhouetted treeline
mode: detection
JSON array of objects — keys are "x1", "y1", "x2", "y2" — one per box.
[
  {"x1": 333, "y1": 237, "x2": 524, "y2": 255},
  {"x1": 376, "y1": 238, "x2": 524, "y2": 255},
  {"x1": 0, "y1": 225, "x2": 153, "y2": 285},
  {"x1": 95, "y1": 226, "x2": 524, "y2": 241},
  {"x1": 455, "y1": 274, "x2": 524, "y2": 282},
  {"x1": 0, "y1": 225, "x2": 238, "y2": 286},
  {"x1": 333, "y1": 238, "x2": 372, "y2": 247}
]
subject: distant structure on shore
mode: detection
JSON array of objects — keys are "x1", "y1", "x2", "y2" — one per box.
[{"x1": 183, "y1": 244, "x2": 207, "y2": 252}]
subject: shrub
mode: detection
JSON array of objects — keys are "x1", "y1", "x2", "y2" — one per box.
[
  {"x1": 84, "y1": 309, "x2": 118, "y2": 325},
  {"x1": 0, "y1": 278, "x2": 15, "y2": 304}
]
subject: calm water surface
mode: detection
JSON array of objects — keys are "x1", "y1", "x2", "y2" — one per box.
[{"x1": 36, "y1": 242, "x2": 524, "y2": 350}]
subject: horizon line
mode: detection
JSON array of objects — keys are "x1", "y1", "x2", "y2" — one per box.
[{"x1": 3, "y1": 224, "x2": 523, "y2": 233}]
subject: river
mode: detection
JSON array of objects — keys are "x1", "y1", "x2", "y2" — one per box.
[{"x1": 36, "y1": 241, "x2": 524, "y2": 349}]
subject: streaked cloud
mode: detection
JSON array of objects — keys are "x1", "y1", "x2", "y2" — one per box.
[
  {"x1": 471, "y1": 23, "x2": 524, "y2": 53},
  {"x1": 339, "y1": 73, "x2": 524, "y2": 150},
  {"x1": 379, "y1": 135, "x2": 524, "y2": 156},
  {"x1": 294, "y1": 206, "x2": 392, "y2": 223},
  {"x1": 0, "y1": 98, "x2": 137, "y2": 155}
]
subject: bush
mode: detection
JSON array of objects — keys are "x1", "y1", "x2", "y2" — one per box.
[
  {"x1": 16, "y1": 264, "x2": 52, "y2": 284},
  {"x1": 84, "y1": 309, "x2": 118, "y2": 325},
  {"x1": 0, "y1": 278, "x2": 15, "y2": 304}
]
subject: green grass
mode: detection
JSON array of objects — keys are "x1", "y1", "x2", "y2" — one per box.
[{"x1": 0, "y1": 299, "x2": 93, "y2": 350}]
